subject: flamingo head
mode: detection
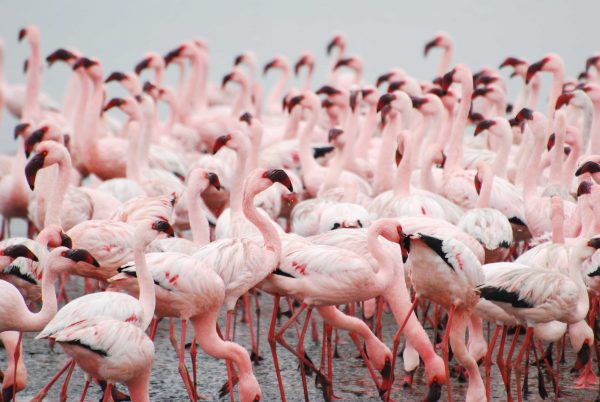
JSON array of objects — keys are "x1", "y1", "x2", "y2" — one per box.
[
  {"x1": 474, "y1": 119, "x2": 495, "y2": 136},
  {"x1": 14, "y1": 122, "x2": 31, "y2": 140},
  {"x1": 263, "y1": 55, "x2": 289, "y2": 75},
  {"x1": 262, "y1": 169, "x2": 294, "y2": 193},
  {"x1": 60, "y1": 248, "x2": 100, "y2": 267},
  {"x1": 577, "y1": 181, "x2": 593, "y2": 198},
  {"x1": 423, "y1": 32, "x2": 452, "y2": 57},
  {"x1": 586, "y1": 55, "x2": 600, "y2": 73},
  {"x1": 24, "y1": 125, "x2": 49, "y2": 157},
  {"x1": 135, "y1": 52, "x2": 164, "y2": 75},
  {"x1": 207, "y1": 172, "x2": 221, "y2": 191},
  {"x1": 526, "y1": 54, "x2": 563, "y2": 84},
  {"x1": 18, "y1": 26, "x2": 40, "y2": 43},
  {"x1": 326, "y1": 33, "x2": 346, "y2": 56},
  {"x1": 46, "y1": 48, "x2": 77, "y2": 67},
  {"x1": 212, "y1": 134, "x2": 233, "y2": 154},
  {"x1": 328, "y1": 127, "x2": 344, "y2": 144},
  {"x1": 294, "y1": 52, "x2": 314, "y2": 76},
  {"x1": 151, "y1": 220, "x2": 175, "y2": 238},
  {"x1": 410, "y1": 96, "x2": 428, "y2": 110},
  {"x1": 0, "y1": 244, "x2": 38, "y2": 262},
  {"x1": 555, "y1": 92, "x2": 575, "y2": 110},
  {"x1": 25, "y1": 150, "x2": 47, "y2": 190}
]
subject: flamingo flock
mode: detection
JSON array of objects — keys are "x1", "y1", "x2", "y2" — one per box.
[{"x1": 1, "y1": 24, "x2": 600, "y2": 402}]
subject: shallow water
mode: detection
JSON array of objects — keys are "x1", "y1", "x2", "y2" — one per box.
[{"x1": 1, "y1": 281, "x2": 598, "y2": 402}]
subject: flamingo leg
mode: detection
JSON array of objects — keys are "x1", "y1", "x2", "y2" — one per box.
[
  {"x1": 536, "y1": 339, "x2": 560, "y2": 399},
  {"x1": 149, "y1": 317, "x2": 159, "y2": 341},
  {"x1": 297, "y1": 307, "x2": 313, "y2": 402},
  {"x1": 59, "y1": 359, "x2": 76, "y2": 402},
  {"x1": 28, "y1": 358, "x2": 74, "y2": 402},
  {"x1": 79, "y1": 378, "x2": 90, "y2": 402},
  {"x1": 514, "y1": 327, "x2": 533, "y2": 402},
  {"x1": 318, "y1": 321, "x2": 327, "y2": 376},
  {"x1": 441, "y1": 304, "x2": 456, "y2": 402},
  {"x1": 252, "y1": 289, "x2": 264, "y2": 363},
  {"x1": 11, "y1": 332, "x2": 22, "y2": 402},
  {"x1": 530, "y1": 336, "x2": 548, "y2": 399},
  {"x1": 177, "y1": 320, "x2": 197, "y2": 402},
  {"x1": 505, "y1": 325, "x2": 522, "y2": 402},
  {"x1": 385, "y1": 296, "x2": 419, "y2": 402},
  {"x1": 522, "y1": 333, "x2": 531, "y2": 399},
  {"x1": 190, "y1": 337, "x2": 198, "y2": 400},
  {"x1": 101, "y1": 383, "x2": 112, "y2": 402},
  {"x1": 267, "y1": 295, "x2": 287, "y2": 402},
  {"x1": 348, "y1": 332, "x2": 384, "y2": 395},
  {"x1": 243, "y1": 292, "x2": 258, "y2": 363},
  {"x1": 496, "y1": 326, "x2": 509, "y2": 390},
  {"x1": 375, "y1": 296, "x2": 384, "y2": 340},
  {"x1": 225, "y1": 311, "x2": 235, "y2": 402},
  {"x1": 485, "y1": 324, "x2": 501, "y2": 401}
]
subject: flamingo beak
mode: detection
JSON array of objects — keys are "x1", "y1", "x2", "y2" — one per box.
[
  {"x1": 46, "y1": 49, "x2": 76, "y2": 66},
  {"x1": 1, "y1": 244, "x2": 38, "y2": 262},
  {"x1": 577, "y1": 181, "x2": 592, "y2": 198},
  {"x1": 105, "y1": 71, "x2": 127, "y2": 84},
  {"x1": 265, "y1": 169, "x2": 294, "y2": 192},
  {"x1": 440, "y1": 69, "x2": 455, "y2": 91},
  {"x1": 410, "y1": 96, "x2": 428, "y2": 110},
  {"x1": 294, "y1": 56, "x2": 310, "y2": 76},
  {"x1": 333, "y1": 58, "x2": 352, "y2": 70},
  {"x1": 61, "y1": 232, "x2": 73, "y2": 248},
  {"x1": 287, "y1": 95, "x2": 304, "y2": 113},
  {"x1": 515, "y1": 108, "x2": 534, "y2": 122},
  {"x1": 233, "y1": 54, "x2": 244, "y2": 66},
  {"x1": 239, "y1": 112, "x2": 253, "y2": 125},
  {"x1": 103, "y1": 98, "x2": 126, "y2": 113},
  {"x1": 555, "y1": 93, "x2": 574, "y2": 109},
  {"x1": 18, "y1": 28, "x2": 27, "y2": 42},
  {"x1": 63, "y1": 249, "x2": 100, "y2": 267},
  {"x1": 316, "y1": 85, "x2": 342, "y2": 96},
  {"x1": 499, "y1": 57, "x2": 525, "y2": 69},
  {"x1": 207, "y1": 173, "x2": 221, "y2": 191},
  {"x1": 575, "y1": 161, "x2": 600, "y2": 177},
  {"x1": 547, "y1": 133, "x2": 556, "y2": 151},
  {"x1": 134, "y1": 57, "x2": 151, "y2": 75},
  {"x1": 263, "y1": 60, "x2": 277, "y2": 75},
  {"x1": 474, "y1": 120, "x2": 495, "y2": 136},
  {"x1": 25, "y1": 151, "x2": 47, "y2": 190},
  {"x1": 222, "y1": 73, "x2": 234, "y2": 88},
  {"x1": 14, "y1": 122, "x2": 30, "y2": 140},
  {"x1": 326, "y1": 37, "x2": 340, "y2": 55},
  {"x1": 376, "y1": 93, "x2": 396, "y2": 113},
  {"x1": 423, "y1": 37, "x2": 441, "y2": 57},
  {"x1": 328, "y1": 128, "x2": 344, "y2": 143},
  {"x1": 376, "y1": 72, "x2": 394, "y2": 88},
  {"x1": 424, "y1": 379, "x2": 443, "y2": 402},
  {"x1": 25, "y1": 127, "x2": 48, "y2": 157},
  {"x1": 526, "y1": 58, "x2": 547, "y2": 84},
  {"x1": 588, "y1": 238, "x2": 600, "y2": 249},
  {"x1": 349, "y1": 90, "x2": 359, "y2": 112},
  {"x1": 152, "y1": 220, "x2": 175, "y2": 237},
  {"x1": 586, "y1": 56, "x2": 600, "y2": 72},
  {"x1": 164, "y1": 46, "x2": 183, "y2": 65},
  {"x1": 213, "y1": 134, "x2": 232, "y2": 154}
]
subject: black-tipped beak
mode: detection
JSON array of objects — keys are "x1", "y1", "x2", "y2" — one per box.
[
  {"x1": 328, "y1": 127, "x2": 344, "y2": 143},
  {"x1": 547, "y1": 133, "x2": 556, "y2": 151},
  {"x1": 213, "y1": 134, "x2": 232, "y2": 154},
  {"x1": 499, "y1": 57, "x2": 525, "y2": 69},
  {"x1": 105, "y1": 71, "x2": 127, "y2": 84},
  {"x1": 2, "y1": 244, "x2": 38, "y2": 261},
  {"x1": 410, "y1": 96, "x2": 428, "y2": 109},
  {"x1": 555, "y1": 93, "x2": 574, "y2": 109},
  {"x1": 14, "y1": 122, "x2": 30, "y2": 139},
  {"x1": 265, "y1": 169, "x2": 293, "y2": 192},
  {"x1": 424, "y1": 380, "x2": 442, "y2": 402},
  {"x1": 575, "y1": 161, "x2": 600, "y2": 177},
  {"x1": 46, "y1": 48, "x2": 76, "y2": 66},
  {"x1": 586, "y1": 56, "x2": 600, "y2": 72},
  {"x1": 349, "y1": 90, "x2": 359, "y2": 112},
  {"x1": 25, "y1": 127, "x2": 48, "y2": 157},
  {"x1": 63, "y1": 249, "x2": 100, "y2": 267},
  {"x1": 61, "y1": 232, "x2": 73, "y2": 248},
  {"x1": 103, "y1": 98, "x2": 126, "y2": 113},
  {"x1": 526, "y1": 59, "x2": 547, "y2": 84},
  {"x1": 287, "y1": 95, "x2": 304, "y2": 113},
  {"x1": 577, "y1": 181, "x2": 592, "y2": 197},
  {"x1": 440, "y1": 69, "x2": 455, "y2": 91},
  {"x1": 239, "y1": 112, "x2": 253, "y2": 125},
  {"x1": 377, "y1": 93, "x2": 396, "y2": 113},
  {"x1": 222, "y1": 73, "x2": 234, "y2": 88},
  {"x1": 207, "y1": 172, "x2": 221, "y2": 191},
  {"x1": 588, "y1": 238, "x2": 600, "y2": 249},
  {"x1": 134, "y1": 58, "x2": 151, "y2": 75},
  {"x1": 376, "y1": 72, "x2": 394, "y2": 88},
  {"x1": 316, "y1": 85, "x2": 341, "y2": 96},
  {"x1": 424, "y1": 37, "x2": 442, "y2": 57},
  {"x1": 472, "y1": 88, "x2": 491, "y2": 99},
  {"x1": 294, "y1": 56, "x2": 311, "y2": 76},
  {"x1": 164, "y1": 46, "x2": 183, "y2": 65},
  {"x1": 25, "y1": 152, "x2": 46, "y2": 190},
  {"x1": 387, "y1": 81, "x2": 405, "y2": 93},
  {"x1": 474, "y1": 120, "x2": 495, "y2": 136},
  {"x1": 233, "y1": 54, "x2": 244, "y2": 66},
  {"x1": 263, "y1": 60, "x2": 277, "y2": 75},
  {"x1": 18, "y1": 28, "x2": 27, "y2": 42},
  {"x1": 474, "y1": 173, "x2": 483, "y2": 195},
  {"x1": 515, "y1": 108, "x2": 534, "y2": 122},
  {"x1": 333, "y1": 58, "x2": 352, "y2": 70},
  {"x1": 326, "y1": 37, "x2": 339, "y2": 55},
  {"x1": 153, "y1": 220, "x2": 175, "y2": 237},
  {"x1": 72, "y1": 57, "x2": 95, "y2": 71}
]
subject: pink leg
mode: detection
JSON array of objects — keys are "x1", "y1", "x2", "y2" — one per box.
[
  {"x1": 11, "y1": 332, "x2": 22, "y2": 402},
  {"x1": 267, "y1": 295, "x2": 287, "y2": 402},
  {"x1": 252, "y1": 289, "x2": 264, "y2": 363},
  {"x1": 297, "y1": 307, "x2": 313, "y2": 402},
  {"x1": 101, "y1": 383, "x2": 112, "y2": 402},
  {"x1": 375, "y1": 297, "x2": 384, "y2": 340},
  {"x1": 79, "y1": 379, "x2": 90, "y2": 402},
  {"x1": 225, "y1": 310, "x2": 235, "y2": 402},
  {"x1": 29, "y1": 359, "x2": 74, "y2": 402},
  {"x1": 59, "y1": 359, "x2": 76, "y2": 402},
  {"x1": 190, "y1": 337, "x2": 199, "y2": 400},
  {"x1": 514, "y1": 327, "x2": 533, "y2": 402},
  {"x1": 496, "y1": 326, "x2": 509, "y2": 390},
  {"x1": 485, "y1": 325, "x2": 501, "y2": 401},
  {"x1": 505, "y1": 325, "x2": 522, "y2": 402},
  {"x1": 441, "y1": 305, "x2": 456, "y2": 402},
  {"x1": 177, "y1": 320, "x2": 197, "y2": 402}
]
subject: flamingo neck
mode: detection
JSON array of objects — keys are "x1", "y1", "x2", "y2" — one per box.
[
  {"x1": 420, "y1": 153, "x2": 439, "y2": 193},
  {"x1": 44, "y1": 156, "x2": 70, "y2": 228},
  {"x1": 476, "y1": 170, "x2": 493, "y2": 208},
  {"x1": 134, "y1": 239, "x2": 156, "y2": 330},
  {"x1": 301, "y1": 69, "x2": 313, "y2": 91},
  {"x1": 188, "y1": 186, "x2": 210, "y2": 246},
  {"x1": 590, "y1": 102, "x2": 600, "y2": 154},
  {"x1": 73, "y1": 73, "x2": 90, "y2": 155},
  {"x1": 154, "y1": 66, "x2": 164, "y2": 88},
  {"x1": 321, "y1": 146, "x2": 348, "y2": 193},
  {"x1": 194, "y1": 51, "x2": 209, "y2": 113},
  {"x1": 81, "y1": 75, "x2": 104, "y2": 168},
  {"x1": 283, "y1": 108, "x2": 301, "y2": 140},
  {"x1": 446, "y1": 80, "x2": 473, "y2": 172},
  {"x1": 367, "y1": 226, "x2": 397, "y2": 291},
  {"x1": 562, "y1": 132, "x2": 581, "y2": 187},
  {"x1": 373, "y1": 113, "x2": 400, "y2": 195},
  {"x1": 579, "y1": 197, "x2": 594, "y2": 237},
  {"x1": 549, "y1": 114, "x2": 566, "y2": 187},
  {"x1": 231, "y1": 80, "x2": 250, "y2": 117},
  {"x1": 23, "y1": 41, "x2": 41, "y2": 121},
  {"x1": 394, "y1": 131, "x2": 413, "y2": 197},
  {"x1": 22, "y1": 261, "x2": 59, "y2": 332},
  {"x1": 547, "y1": 69, "x2": 564, "y2": 120},
  {"x1": 355, "y1": 102, "x2": 377, "y2": 160},
  {"x1": 437, "y1": 47, "x2": 453, "y2": 78},
  {"x1": 179, "y1": 55, "x2": 200, "y2": 121},
  {"x1": 491, "y1": 130, "x2": 512, "y2": 180},
  {"x1": 298, "y1": 106, "x2": 323, "y2": 185},
  {"x1": 243, "y1": 185, "x2": 281, "y2": 260},
  {"x1": 62, "y1": 72, "x2": 81, "y2": 129},
  {"x1": 126, "y1": 121, "x2": 143, "y2": 182},
  {"x1": 229, "y1": 139, "x2": 250, "y2": 221},
  {"x1": 523, "y1": 131, "x2": 545, "y2": 201},
  {"x1": 527, "y1": 78, "x2": 541, "y2": 110},
  {"x1": 176, "y1": 63, "x2": 187, "y2": 105},
  {"x1": 267, "y1": 68, "x2": 290, "y2": 115},
  {"x1": 248, "y1": 125, "x2": 262, "y2": 172}
]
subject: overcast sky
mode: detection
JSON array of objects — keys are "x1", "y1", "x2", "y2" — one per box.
[{"x1": 0, "y1": 0, "x2": 597, "y2": 150}]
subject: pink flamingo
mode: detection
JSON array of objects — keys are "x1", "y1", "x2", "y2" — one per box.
[{"x1": 424, "y1": 32, "x2": 454, "y2": 78}]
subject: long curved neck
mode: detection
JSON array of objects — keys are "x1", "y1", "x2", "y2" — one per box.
[
  {"x1": 393, "y1": 131, "x2": 413, "y2": 197},
  {"x1": 231, "y1": 80, "x2": 250, "y2": 117},
  {"x1": 321, "y1": 145, "x2": 348, "y2": 193},
  {"x1": 62, "y1": 72, "x2": 80, "y2": 129},
  {"x1": 134, "y1": 238, "x2": 155, "y2": 330},
  {"x1": 180, "y1": 55, "x2": 200, "y2": 121},
  {"x1": 19, "y1": 263, "x2": 59, "y2": 332},
  {"x1": 549, "y1": 115, "x2": 565, "y2": 187},
  {"x1": 126, "y1": 121, "x2": 143, "y2": 182},
  {"x1": 298, "y1": 106, "x2": 323, "y2": 181},
  {"x1": 579, "y1": 196, "x2": 594, "y2": 237},
  {"x1": 194, "y1": 50, "x2": 209, "y2": 113},
  {"x1": 523, "y1": 130, "x2": 545, "y2": 201},
  {"x1": 355, "y1": 102, "x2": 377, "y2": 160},
  {"x1": 137, "y1": 112, "x2": 153, "y2": 172},
  {"x1": 420, "y1": 153, "x2": 438, "y2": 192},
  {"x1": 301, "y1": 69, "x2": 312, "y2": 91},
  {"x1": 229, "y1": 141, "x2": 250, "y2": 220},
  {"x1": 373, "y1": 114, "x2": 400, "y2": 195},
  {"x1": 248, "y1": 125, "x2": 262, "y2": 172},
  {"x1": 283, "y1": 107, "x2": 301, "y2": 140},
  {"x1": 591, "y1": 102, "x2": 600, "y2": 154},
  {"x1": 23, "y1": 40, "x2": 41, "y2": 121},
  {"x1": 188, "y1": 185, "x2": 210, "y2": 246},
  {"x1": 491, "y1": 129, "x2": 512, "y2": 180},
  {"x1": 437, "y1": 47, "x2": 452, "y2": 78},
  {"x1": 267, "y1": 68, "x2": 289, "y2": 115},
  {"x1": 476, "y1": 170, "x2": 493, "y2": 208},
  {"x1": 243, "y1": 186, "x2": 281, "y2": 261},
  {"x1": 73, "y1": 73, "x2": 90, "y2": 155},
  {"x1": 562, "y1": 131, "x2": 581, "y2": 187},
  {"x1": 547, "y1": 69, "x2": 564, "y2": 120},
  {"x1": 44, "y1": 156, "x2": 70, "y2": 228},
  {"x1": 81, "y1": 75, "x2": 104, "y2": 168},
  {"x1": 446, "y1": 79, "x2": 473, "y2": 172}
]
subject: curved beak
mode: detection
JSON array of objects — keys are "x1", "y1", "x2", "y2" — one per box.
[
  {"x1": 233, "y1": 54, "x2": 244, "y2": 66},
  {"x1": 153, "y1": 220, "x2": 175, "y2": 237},
  {"x1": 294, "y1": 56, "x2": 312, "y2": 76},
  {"x1": 134, "y1": 57, "x2": 151, "y2": 75},
  {"x1": 25, "y1": 152, "x2": 46, "y2": 190},
  {"x1": 164, "y1": 46, "x2": 183, "y2": 65},
  {"x1": 105, "y1": 71, "x2": 127, "y2": 83},
  {"x1": 326, "y1": 37, "x2": 340, "y2": 55},
  {"x1": 555, "y1": 92, "x2": 574, "y2": 109},
  {"x1": 328, "y1": 127, "x2": 344, "y2": 142},
  {"x1": 46, "y1": 49, "x2": 76, "y2": 66},
  {"x1": 586, "y1": 56, "x2": 600, "y2": 72},
  {"x1": 333, "y1": 58, "x2": 352, "y2": 70},
  {"x1": 423, "y1": 37, "x2": 441, "y2": 57},
  {"x1": 14, "y1": 122, "x2": 30, "y2": 140},
  {"x1": 25, "y1": 127, "x2": 48, "y2": 157},
  {"x1": 263, "y1": 60, "x2": 277, "y2": 75},
  {"x1": 474, "y1": 120, "x2": 495, "y2": 136},
  {"x1": 316, "y1": 85, "x2": 341, "y2": 96},
  {"x1": 387, "y1": 81, "x2": 405, "y2": 93},
  {"x1": 377, "y1": 93, "x2": 396, "y2": 113},
  {"x1": 265, "y1": 169, "x2": 294, "y2": 192},
  {"x1": 213, "y1": 134, "x2": 232, "y2": 154},
  {"x1": 2, "y1": 244, "x2": 38, "y2": 262},
  {"x1": 515, "y1": 108, "x2": 534, "y2": 122},
  {"x1": 287, "y1": 95, "x2": 304, "y2": 113},
  {"x1": 440, "y1": 69, "x2": 455, "y2": 91},
  {"x1": 222, "y1": 72, "x2": 234, "y2": 88},
  {"x1": 207, "y1": 172, "x2": 221, "y2": 191},
  {"x1": 103, "y1": 98, "x2": 126, "y2": 113},
  {"x1": 18, "y1": 28, "x2": 27, "y2": 42},
  {"x1": 410, "y1": 96, "x2": 428, "y2": 109},
  {"x1": 525, "y1": 59, "x2": 547, "y2": 84},
  {"x1": 72, "y1": 57, "x2": 96, "y2": 71},
  {"x1": 472, "y1": 87, "x2": 491, "y2": 99},
  {"x1": 239, "y1": 112, "x2": 253, "y2": 125},
  {"x1": 64, "y1": 249, "x2": 100, "y2": 267},
  {"x1": 376, "y1": 72, "x2": 394, "y2": 88},
  {"x1": 61, "y1": 232, "x2": 73, "y2": 248},
  {"x1": 575, "y1": 161, "x2": 600, "y2": 177}
]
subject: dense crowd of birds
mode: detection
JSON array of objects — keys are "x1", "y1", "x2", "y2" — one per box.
[{"x1": 1, "y1": 25, "x2": 600, "y2": 402}]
